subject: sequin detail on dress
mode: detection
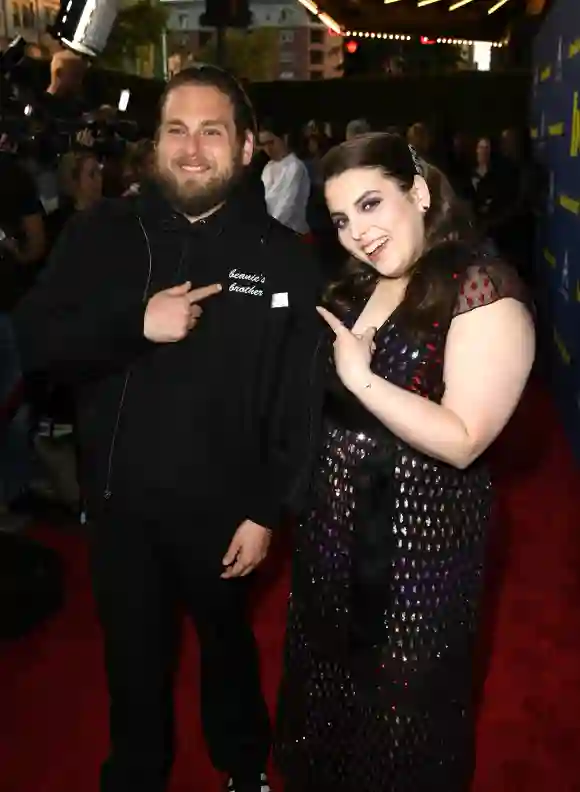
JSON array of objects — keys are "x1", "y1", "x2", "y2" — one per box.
[{"x1": 275, "y1": 260, "x2": 528, "y2": 792}]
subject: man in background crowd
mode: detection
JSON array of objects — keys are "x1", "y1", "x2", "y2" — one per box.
[
  {"x1": 259, "y1": 119, "x2": 310, "y2": 234},
  {"x1": 345, "y1": 118, "x2": 371, "y2": 140},
  {"x1": 43, "y1": 49, "x2": 89, "y2": 120}
]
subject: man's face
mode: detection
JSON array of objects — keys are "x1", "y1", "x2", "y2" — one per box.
[
  {"x1": 155, "y1": 83, "x2": 253, "y2": 218},
  {"x1": 258, "y1": 130, "x2": 285, "y2": 162}
]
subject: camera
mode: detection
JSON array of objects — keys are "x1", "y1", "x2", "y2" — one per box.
[{"x1": 0, "y1": 0, "x2": 133, "y2": 163}]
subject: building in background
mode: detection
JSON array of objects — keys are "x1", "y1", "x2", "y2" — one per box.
[
  {"x1": 162, "y1": 0, "x2": 343, "y2": 81},
  {"x1": 0, "y1": 0, "x2": 61, "y2": 55},
  {"x1": 0, "y1": 0, "x2": 168, "y2": 78}
]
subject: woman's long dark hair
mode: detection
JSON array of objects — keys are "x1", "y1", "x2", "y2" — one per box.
[{"x1": 322, "y1": 133, "x2": 479, "y2": 338}]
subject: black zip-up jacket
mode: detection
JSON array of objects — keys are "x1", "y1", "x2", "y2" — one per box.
[{"x1": 12, "y1": 182, "x2": 322, "y2": 533}]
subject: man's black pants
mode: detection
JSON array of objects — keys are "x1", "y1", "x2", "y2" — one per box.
[{"x1": 89, "y1": 507, "x2": 271, "y2": 792}]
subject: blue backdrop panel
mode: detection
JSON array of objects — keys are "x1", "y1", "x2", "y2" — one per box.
[{"x1": 531, "y1": 0, "x2": 580, "y2": 458}]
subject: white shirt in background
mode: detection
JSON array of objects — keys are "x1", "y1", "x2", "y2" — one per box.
[{"x1": 261, "y1": 152, "x2": 311, "y2": 234}]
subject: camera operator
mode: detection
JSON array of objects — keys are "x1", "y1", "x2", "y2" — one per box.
[{"x1": 43, "y1": 49, "x2": 89, "y2": 120}]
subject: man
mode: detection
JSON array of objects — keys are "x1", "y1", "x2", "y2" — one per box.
[
  {"x1": 406, "y1": 121, "x2": 432, "y2": 158},
  {"x1": 43, "y1": 48, "x2": 89, "y2": 119},
  {"x1": 13, "y1": 65, "x2": 320, "y2": 792},
  {"x1": 258, "y1": 119, "x2": 310, "y2": 234},
  {"x1": 345, "y1": 118, "x2": 371, "y2": 141}
]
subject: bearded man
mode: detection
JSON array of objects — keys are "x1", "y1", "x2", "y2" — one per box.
[{"x1": 13, "y1": 65, "x2": 320, "y2": 792}]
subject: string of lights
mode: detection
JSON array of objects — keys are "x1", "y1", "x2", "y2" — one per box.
[
  {"x1": 344, "y1": 31, "x2": 505, "y2": 46},
  {"x1": 296, "y1": 0, "x2": 510, "y2": 44}
]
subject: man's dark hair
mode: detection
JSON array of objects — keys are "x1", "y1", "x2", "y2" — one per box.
[
  {"x1": 259, "y1": 117, "x2": 289, "y2": 140},
  {"x1": 159, "y1": 64, "x2": 257, "y2": 140}
]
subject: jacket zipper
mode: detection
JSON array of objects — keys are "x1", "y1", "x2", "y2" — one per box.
[
  {"x1": 103, "y1": 216, "x2": 153, "y2": 500},
  {"x1": 103, "y1": 372, "x2": 131, "y2": 499}
]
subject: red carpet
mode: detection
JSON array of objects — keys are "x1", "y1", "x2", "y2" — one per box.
[{"x1": 1, "y1": 381, "x2": 580, "y2": 792}]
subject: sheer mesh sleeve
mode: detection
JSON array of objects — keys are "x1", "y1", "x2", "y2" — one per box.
[{"x1": 454, "y1": 259, "x2": 531, "y2": 317}]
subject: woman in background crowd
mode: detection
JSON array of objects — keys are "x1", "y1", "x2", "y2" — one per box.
[{"x1": 46, "y1": 150, "x2": 102, "y2": 248}]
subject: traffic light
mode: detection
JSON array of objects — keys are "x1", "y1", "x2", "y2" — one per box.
[
  {"x1": 200, "y1": 0, "x2": 252, "y2": 28},
  {"x1": 342, "y1": 38, "x2": 366, "y2": 76}
]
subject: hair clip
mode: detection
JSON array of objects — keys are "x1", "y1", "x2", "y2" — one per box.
[{"x1": 408, "y1": 145, "x2": 424, "y2": 176}]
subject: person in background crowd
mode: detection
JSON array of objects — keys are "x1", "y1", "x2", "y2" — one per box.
[
  {"x1": 407, "y1": 122, "x2": 450, "y2": 174},
  {"x1": 0, "y1": 145, "x2": 45, "y2": 531},
  {"x1": 34, "y1": 151, "x2": 103, "y2": 489},
  {"x1": 0, "y1": 145, "x2": 46, "y2": 310},
  {"x1": 33, "y1": 50, "x2": 94, "y2": 216},
  {"x1": 304, "y1": 119, "x2": 321, "y2": 138},
  {"x1": 259, "y1": 119, "x2": 311, "y2": 234},
  {"x1": 345, "y1": 118, "x2": 371, "y2": 141},
  {"x1": 13, "y1": 64, "x2": 320, "y2": 792},
  {"x1": 302, "y1": 131, "x2": 332, "y2": 188},
  {"x1": 43, "y1": 49, "x2": 89, "y2": 120},
  {"x1": 447, "y1": 131, "x2": 475, "y2": 202},
  {"x1": 46, "y1": 151, "x2": 103, "y2": 247},
  {"x1": 123, "y1": 140, "x2": 156, "y2": 196},
  {"x1": 471, "y1": 136, "x2": 494, "y2": 203},
  {"x1": 406, "y1": 121, "x2": 432, "y2": 158},
  {"x1": 275, "y1": 132, "x2": 534, "y2": 792},
  {"x1": 496, "y1": 127, "x2": 543, "y2": 280},
  {"x1": 470, "y1": 137, "x2": 517, "y2": 251}
]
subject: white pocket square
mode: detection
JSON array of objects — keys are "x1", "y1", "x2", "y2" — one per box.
[{"x1": 271, "y1": 292, "x2": 289, "y2": 308}]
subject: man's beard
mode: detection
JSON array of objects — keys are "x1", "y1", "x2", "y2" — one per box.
[{"x1": 153, "y1": 154, "x2": 245, "y2": 218}]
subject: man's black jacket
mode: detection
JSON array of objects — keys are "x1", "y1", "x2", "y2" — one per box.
[{"x1": 12, "y1": 182, "x2": 322, "y2": 533}]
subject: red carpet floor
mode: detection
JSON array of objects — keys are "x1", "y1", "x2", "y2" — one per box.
[{"x1": 2, "y1": 381, "x2": 580, "y2": 792}]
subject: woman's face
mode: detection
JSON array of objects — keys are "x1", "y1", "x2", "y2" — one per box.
[
  {"x1": 78, "y1": 156, "x2": 103, "y2": 203},
  {"x1": 307, "y1": 136, "x2": 320, "y2": 156},
  {"x1": 476, "y1": 138, "x2": 491, "y2": 166},
  {"x1": 324, "y1": 167, "x2": 429, "y2": 279}
]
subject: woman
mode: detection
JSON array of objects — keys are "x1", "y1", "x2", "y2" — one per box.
[
  {"x1": 275, "y1": 133, "x2": 534, "y2": 792},
  {"x1": 46, "y1": 150, "x2": 103, "y2": 248},
  {"x1": 471, "y1": 137, "x2": 508, "y2": 230}
]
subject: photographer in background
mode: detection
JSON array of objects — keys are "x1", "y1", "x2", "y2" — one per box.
[{"x1": 43, "y1": 49, "x2": 89, "y2": 120}]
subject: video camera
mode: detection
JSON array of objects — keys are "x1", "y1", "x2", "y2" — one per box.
[{"x1": 0, "y1": 0, "x2": 139, "y2": 163}]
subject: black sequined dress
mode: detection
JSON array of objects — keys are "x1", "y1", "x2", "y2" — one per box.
[{"x1": 275, "y1": 262, "x2": 527, "y2": 792}]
